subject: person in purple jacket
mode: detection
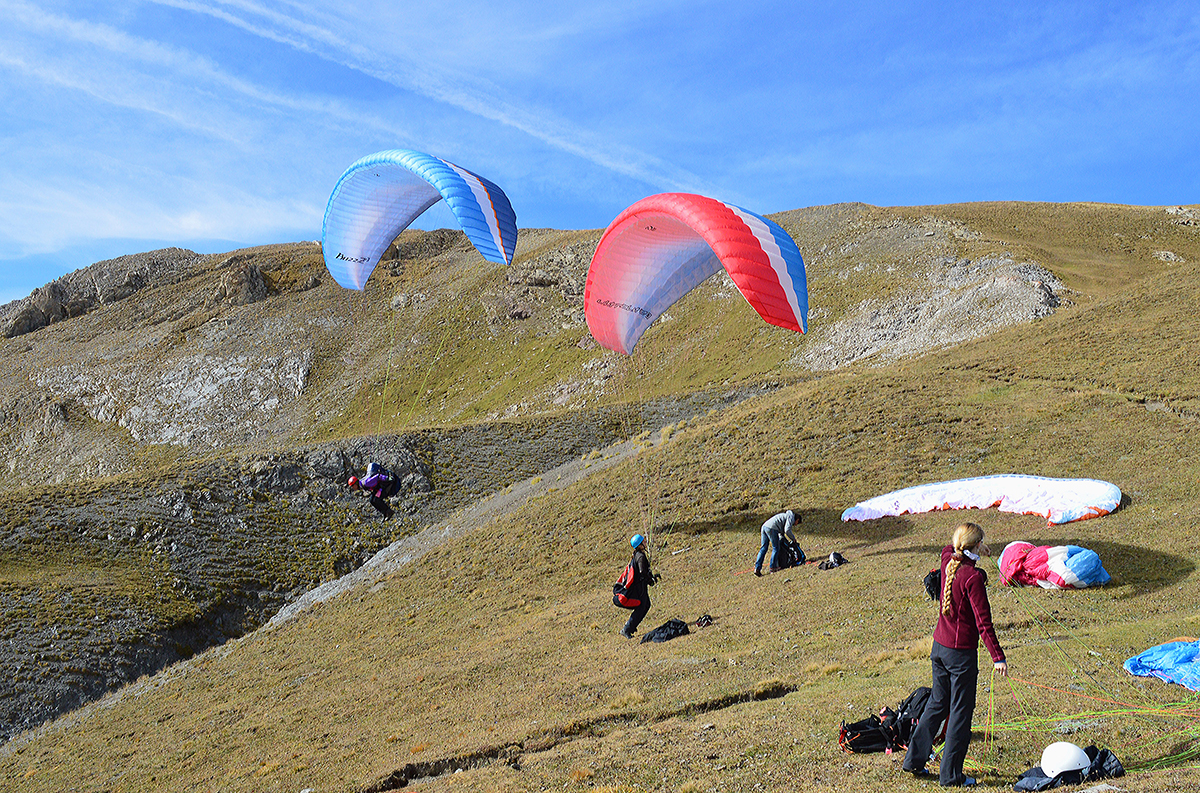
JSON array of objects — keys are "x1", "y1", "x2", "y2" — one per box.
[
  {"x1": 903, "y1": 522, "x2": 1008, "y2": 787},
  {"x1": 347, "y1": 462, "x2": 398, "y2": 519}
]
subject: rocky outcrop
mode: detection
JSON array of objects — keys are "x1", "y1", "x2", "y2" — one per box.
[
  {"x1": 505, "y1": 237, "x2": 593, "y2": 300},
  {"x1": 215, "y1": 257, "x2": 270, "y2": 306},
  {"x1": 1166, "y1": 206, "x2": 1198, "y2": 227},
  {"x1": 34, "y1": 349, "x2": 314, "y2": 447},
  {"x1": 798, "y1": 255, "x2": 1065, "y2": 371},
  {"x1": 482, "y1": 237, "x2": 596, "y2": 326},
  {"x1": 2, "y1": 248, "x2": 201, "y2": 338}
]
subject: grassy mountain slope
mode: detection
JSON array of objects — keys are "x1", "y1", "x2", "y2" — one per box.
[{"x1": 3, "y1": 202, "x2": 1200, "y2": 792}]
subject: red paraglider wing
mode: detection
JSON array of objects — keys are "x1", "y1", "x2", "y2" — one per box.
[{"x1": 584, "y1": 193, "x2": 807, "y2": 354}]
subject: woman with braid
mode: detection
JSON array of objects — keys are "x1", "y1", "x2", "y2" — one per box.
[{"x1": 903, "y1": 522, "x2": 1008, "y2": 787}]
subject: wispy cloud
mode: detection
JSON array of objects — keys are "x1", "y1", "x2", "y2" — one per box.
[
  {"x1": 0, "y1": 0, "x2": 430, "y2": 145},
  {"x1": 148, "y1": 0, "x2": 720, "y2": 195}
]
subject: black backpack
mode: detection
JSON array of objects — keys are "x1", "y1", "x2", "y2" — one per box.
[
  {"x1": 895, "y1": 686, "x2": 932, "y2": 747},
  {"x1": 838, "y1": 710, "x2": 899, "y2": 754},
  {"x1": 639, "y1": 618, "x2": 690, "y2": 644},
  {"x1": 924, "y1": 569, "x2": 941, "y2": 600},
  {"x1": 777, "y1": 540, "x2": 806, "y2": 570},
  {"x1": 838, "y1": 686, "x2": 943, "y2": 754}
]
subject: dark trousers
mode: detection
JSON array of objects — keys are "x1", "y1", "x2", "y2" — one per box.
[
  {"x1": 903, "y1": 641, "x2": 978, "y2": 786},
  {"x1": 370, "y1": 494, "x2": 394, "y2": 519},
  {"x1": 623, "y1": 598, "x2": 651, "y2": 634}
]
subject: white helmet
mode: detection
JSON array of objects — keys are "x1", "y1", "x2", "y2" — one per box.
[{"x1": 1041, "y1": 741, "x2": 1090, "y2": 777}]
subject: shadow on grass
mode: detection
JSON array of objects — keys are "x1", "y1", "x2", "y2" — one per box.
[
  {"x1": 1040, "y1": 537, "x2": 1195, "y2": 600},
  {"x1": 654, "y1": 508, "x2": 914, "y2": 549},
  {"x1": 867, "y1": 539, "x2": 1194, "y2": 601}
]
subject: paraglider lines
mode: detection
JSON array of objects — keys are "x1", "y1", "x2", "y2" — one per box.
[
  {"x1": 961, "y1": 579, "x2": 1200, "y2": 776},
  {"x1": 375, "y1": 299, "x2": 401, "y2": 436}
]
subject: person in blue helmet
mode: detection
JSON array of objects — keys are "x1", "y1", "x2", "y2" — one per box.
[
  {"x1": 755, "y1": 509, "x2": 801, "y2": 576},
  {"x1": 620, "y1": 534, "x2": 657, "y2": 639}
]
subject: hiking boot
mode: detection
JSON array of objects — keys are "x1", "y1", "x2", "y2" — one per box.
[
  {"x1": 620, "y1": 626, "x2": 633, "y2": 639},
  {"x1": 754, "y1": 570, "x2": 763, "y2": 577}
]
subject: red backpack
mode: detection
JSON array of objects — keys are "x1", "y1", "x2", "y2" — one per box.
[{"x1": 612, "y1": 561, "x2": 641, "y2": 609}]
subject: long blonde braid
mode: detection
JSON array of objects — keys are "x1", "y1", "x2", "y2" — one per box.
[{"x1": 941, "y1": 522, "x2": 984, "y2": 616}]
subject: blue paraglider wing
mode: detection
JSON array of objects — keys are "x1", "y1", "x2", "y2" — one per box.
[{"x1": 322, "y1": 150, "x2": 518, "y2": 290}]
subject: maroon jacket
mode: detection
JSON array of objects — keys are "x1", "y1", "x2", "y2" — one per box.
[{"x1": 933, "y1": 545, "x2": 1005, "y2": 663}]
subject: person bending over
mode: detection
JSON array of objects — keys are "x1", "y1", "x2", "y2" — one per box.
[
  {"x1": 755, "y1": 509, "x2": 800, "y2": 576},
  {"x1": 348, "y1": 462, "x2": 398, "y2": 519}
]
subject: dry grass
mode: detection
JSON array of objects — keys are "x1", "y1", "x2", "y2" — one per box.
[{"x1": 4, "y1": 202, "x2": 1200, "y2": 792}]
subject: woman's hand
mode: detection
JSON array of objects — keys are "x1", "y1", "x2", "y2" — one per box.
[{"x1": 994, "y1": 661, "x2": 1008, "y2": 677}]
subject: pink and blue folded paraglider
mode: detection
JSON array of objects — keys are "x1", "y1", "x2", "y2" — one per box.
[{"x1": 998, "y1": 541, "x2": 1111, "y2": 589}]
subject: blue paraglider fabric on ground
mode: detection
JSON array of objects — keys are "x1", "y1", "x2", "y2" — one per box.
[{"x1": 1124, "y1": 640, "x2": 1200, "y2": 691}]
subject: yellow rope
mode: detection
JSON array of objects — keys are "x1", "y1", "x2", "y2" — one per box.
[{"x1": 375, "y1": 293, "x2": 401, "y2": 434}]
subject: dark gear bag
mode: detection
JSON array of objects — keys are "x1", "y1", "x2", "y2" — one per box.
[
  {"x1": 818, "y1": 551, "x2": 848, "y2": 570},
  {"x1": 838, "y1": 711, "x2": 899, "y2": 754},
  {"x1": 895, "y1": 686, "x2": 938, "y2": 747},
  {"x1": 612, "y1": 561, "x2": 641, "y2": 609},
  {"x1": 776, "y1": 540, "x2": 806, "y2": 570},
  {"x1": 839, "y1": 687, "x2": 944, "y2": 754},
  {"x1": 1013, "y1": 745, "x2": 1124, "y2": 792},
  {"x1": 639, "y1": 618, "x2": 690, "y2": 644},
  {"x1": 924, "y1": 569, "x2": 941, "y2": 600}
]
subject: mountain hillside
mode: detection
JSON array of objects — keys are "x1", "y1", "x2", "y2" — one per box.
[{"x1": 2, "y1": 201, "x2": 1199, "y2": 792}]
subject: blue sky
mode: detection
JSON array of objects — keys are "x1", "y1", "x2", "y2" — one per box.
[{"x1": 1, "y1": 0, "x2": 1197, "y2": 303}]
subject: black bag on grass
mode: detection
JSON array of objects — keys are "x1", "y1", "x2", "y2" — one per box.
[
  {"x1": 776, "y1": 540, "x2": 806, "y2": 570},
  {"x1": 895, "y1": 686, "x2": 932, "y2": 747},
  {"x1": 838, "y1": 711, "x2": 899, "y2": 754},
  {"x1": 838, "y1": 686, "x2": 943, "y2": 754},
  {"x1": 818, "y1": 551, "x2": 848, "y2": 570},
  {"x1": 639, "y1": 618, "x2": 689, "y2": 644}
]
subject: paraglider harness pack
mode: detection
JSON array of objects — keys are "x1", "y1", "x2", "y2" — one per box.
[
  {"x1": 1014, "y1": 745, "x2": 1124, "y2": 791},
  {"x1": 818, "y1": 551, "x2": 848, "y2": 570},
  {"x1": 838, "y1": 686, "x2": 941, "y2": 754},
  {"x1": 612, "y1": 560, "x2": 641, "y2": 609},
  {"x1": 640, "y1": 618, "x2": 690, "y2": 644},
  {"x1": 776, "y1": 540, "x2": 806, "y2": 570},
  {"x1": 372, "y1": 465, "x2": 399, "y2": 498}
]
